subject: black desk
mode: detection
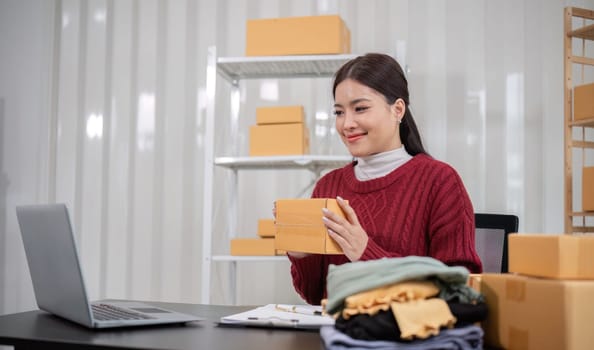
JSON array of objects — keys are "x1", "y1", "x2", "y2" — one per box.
[{"x1": 0, "y1": 302, "x2": 324, "y2": 350}]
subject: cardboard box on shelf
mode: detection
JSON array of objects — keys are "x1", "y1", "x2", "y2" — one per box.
[
  {"x1": 257, "y1": 219, "x2": 276, "y2": 238},
  {"x1": 274, "y1": 198, "x2": 346, "y2": 255},
  {"x1": 230, "y1": 238, "x2": 276, "y2": 256},
  {"x1": 481, "y1": 273, "x2": 594, "y2": 350},
  {"x1": 583, "y1": 167, "x2": 594, "y2": 211},
  {"x1": 249, "y1": 123, "x2": 309, "y2": 156},
  {"x1": 246, "y1": 15, "x2": 351, "y2": 56},
  {"x1": 508, "y1": 233, "x2": 594, "y2": 279},
  {"x1": 574, "y1": 82, "x2": 594, "y2": 121},
  {"x1": 256, "y1": 106, "x2": 304, "y2": 125}
]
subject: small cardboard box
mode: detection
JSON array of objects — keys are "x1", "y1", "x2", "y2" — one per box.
[
  {"x1": 246, "y1": 15, "x2": 351, "y2": 56},
  {"x1": 249, "y1": 123, "x2": 309, "y2": 156},
  {"x1": 274, "y1": 198, "x2": 345, "y2": 254},
  {"x1": 257, "y1": 219, "x2": 276, "y2": 238},
  {"x1": 574, "y1": 83, "x2": 594, "y2": 120},
  {"x1": 583, "y1": 167, "x2": 594, "y2": 211},
  {"x1": 508, "y1": 233, "x2": 594, "y2": 279},
  {"x1": 230, "y1": 238, "x2": 276, "y2": 256},
  {"x1": 481, "y1": 273, "x2": 594, "y2": 350},
  {"x1": 256, "y1": 106, "x2": 304, "y2": 125}
]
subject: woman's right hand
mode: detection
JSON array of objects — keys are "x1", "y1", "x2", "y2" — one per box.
[{"x1": 287, "y1": 251, "x2": 310, "y2": 259}]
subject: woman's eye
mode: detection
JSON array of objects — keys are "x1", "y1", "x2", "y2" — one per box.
[
  {"x1": 355, "y1": 106, "x2": 369, "y2": 112},
  {"x1": 333, "y1": 110, "x2": 344, "y2": 116}
]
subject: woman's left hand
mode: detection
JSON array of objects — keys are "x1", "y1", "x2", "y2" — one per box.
[{"x1": 322, "y1": 196, "x2": 368, "y2": 261}]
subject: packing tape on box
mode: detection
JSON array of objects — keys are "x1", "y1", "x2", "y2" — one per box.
[
  {"x1": 505, "y1": 279, "x2": 525, "y2": 301},
  {"x1": 509, "y1": 327, "x2": 529, "y2": 350},
  {"x1": 276, "y1": 214, "x2": 324, "y2": 226}
]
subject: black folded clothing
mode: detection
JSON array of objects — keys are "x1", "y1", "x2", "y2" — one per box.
[{"x1": 335, "y1": 301, "x2": 488, "y2": 342}]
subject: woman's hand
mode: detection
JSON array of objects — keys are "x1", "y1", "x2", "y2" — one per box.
[
  {"x1": 287, "y1": 251, "x2": 310, "y2": 259},
  {"x1": 322, "y1": 196, "x2": 368, "y2": 261}
]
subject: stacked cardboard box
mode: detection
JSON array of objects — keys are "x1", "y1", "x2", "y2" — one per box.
[
  {"x1": 274, "y1": 198, "x2": 345, "y2": 254},
  {"x1": 230, "y1": 219, "x2": 285, "y2": 256},
  {"x1": 575, "y1": 83, "x2": 594, "y2": 211},
  {"x1": 249, "y1": 106, "x2": 309, "y2": 156},
  {"x1": 481, "y1": 234, "x2": 594, "y2": 350},
  {"x1": 583, "y1": 167, "x2": 594, "y2": 211},
  {"x1": 257, "y1": 219, "x2": 275, "y2": 238},
  {"x1": 245, "y1": 15, "x2": 351, "y2": 56},
  {"x1": 574, "y1": 82, "x2": 594, "y2": 121}
]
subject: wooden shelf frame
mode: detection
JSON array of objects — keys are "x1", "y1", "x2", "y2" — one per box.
[{"x1": 564, "y1": 7, "x2": 594, "y2": 233}]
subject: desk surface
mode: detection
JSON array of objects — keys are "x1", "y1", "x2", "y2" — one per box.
[{"x1": 0, "y1": 302, "x2": 324, "y2": 350}]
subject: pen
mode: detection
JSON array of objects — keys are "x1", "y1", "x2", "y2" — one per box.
[
  {"x1": 275, "y1": 304, "x2": 323, "y2": 316},
  {"x1": 247, "y1": 316, "x2": 299, "y2": 326}
]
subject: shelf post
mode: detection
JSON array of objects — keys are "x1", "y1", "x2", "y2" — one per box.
[
  {"x1": 564, "y1": 7, "x2": 573, "y2": 234},
  {"x1": 227, "y1": 82, "x2": 240, "y2": 305},
  {"x1": 201, "y1": 46, "x2": 217, "y2": 304}
]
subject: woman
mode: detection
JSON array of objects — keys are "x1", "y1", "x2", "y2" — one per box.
[{"x1": 288, "y1": 53, "x2": 482, "y2": 305}]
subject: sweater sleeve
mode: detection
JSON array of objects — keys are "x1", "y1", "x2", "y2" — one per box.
[
  {"x1": 288, "y1": 254, "x2": 328, "y2": 305},
  {"x1": 426, "y1": 165, "x2": 483, "y2": 273},
  {"x1": 359, "y1": 238, "x2": 404, "y2": 260}
]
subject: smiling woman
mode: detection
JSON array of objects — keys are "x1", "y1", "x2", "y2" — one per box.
[{"x1": 286, "y1": 53, "x2": 483, "y2": 306}]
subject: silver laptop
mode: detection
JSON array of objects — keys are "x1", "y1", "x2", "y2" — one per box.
[{"x1": 16, "y1": 203, "x2": 203, "y2": 328}]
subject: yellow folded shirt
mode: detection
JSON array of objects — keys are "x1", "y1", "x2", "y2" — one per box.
[
  {"x1": 341, "y1": 280, "x2": 439, "y2": 319},
  {"x1": 391, "y1": 298, "x2": 456, "y2": 340}
]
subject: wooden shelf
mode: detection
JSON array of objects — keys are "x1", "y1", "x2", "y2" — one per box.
[
  {"x1": 569, "y1": 23, "x2": 594, "y2": 40},
  {"x1": 570, "y1": 211, "x2": 594, "y2": 216},
  {"x1": 571, "y1": 226, "x2": 594, "y2": 233},
  {"x1": 569, "y1": 117, "x2": 594, "y2": 127}
]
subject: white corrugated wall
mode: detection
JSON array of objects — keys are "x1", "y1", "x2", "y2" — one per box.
[{"x1": 2, "y1": 0, "x2": 590, "y2": 315}]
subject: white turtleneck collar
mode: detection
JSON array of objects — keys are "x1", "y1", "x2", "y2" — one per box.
[{"x1": 354, "y1": 146, "x2": 413, "y2": 181}]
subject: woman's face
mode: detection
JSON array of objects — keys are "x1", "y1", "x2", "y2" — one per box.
[{"x1": 333, "y1": 79, "x2": 404, "y2": 157}]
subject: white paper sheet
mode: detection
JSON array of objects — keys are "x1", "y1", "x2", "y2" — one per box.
[{"x1": 219, "y1": 304, "x2": 335, "y2": 329}]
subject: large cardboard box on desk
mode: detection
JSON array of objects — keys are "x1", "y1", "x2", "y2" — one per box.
[
  {"x1": 583, "y1": 167, "x2": 594, "y2": 211},
  {"x1": 275, "y1": 199, "x2": 345, "y2": 254},
  {"x1": 256, "y1": 106, "x2": 304, "y2": 125},
  {"x1": 481, "y1": 273, "x2": 594, "y2": 350},
  {"x1": 249, "y1": 123, "x2": 309, "y2": 156},
  {"x1": 574, "y1": 82, "x2": 594, "y2": 121},
  {"x1": 508, "y1": 233, "x2": 594, "y2": 279},
  {"x1": 246, "y1": 15, "x2": 351, "y2": 56}
]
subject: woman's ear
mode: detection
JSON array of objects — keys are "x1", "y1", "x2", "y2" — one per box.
[{"x1": 392, "y1": 98, "x2": 406, "y2": 122}]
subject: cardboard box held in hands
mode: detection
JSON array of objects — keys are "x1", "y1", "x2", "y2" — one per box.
[{"x1": 274, "y1": 198, "x2": 346, "y2": 255}]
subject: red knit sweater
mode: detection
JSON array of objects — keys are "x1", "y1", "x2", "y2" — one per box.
[{"x1": 288, "y1": 154, "x2": 482, "y2": 305}]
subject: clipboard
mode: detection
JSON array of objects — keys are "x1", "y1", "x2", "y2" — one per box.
[{"x1": 219, "y1": 304, "x2": 335, "y2": 330}]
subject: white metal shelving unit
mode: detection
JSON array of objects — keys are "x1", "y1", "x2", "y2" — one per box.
[{"x1": 201, "y1": 47, "x2": 355, "y2": 304}]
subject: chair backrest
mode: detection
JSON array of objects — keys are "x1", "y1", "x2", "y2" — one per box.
[{"x1": 474, "y1": 213, "x2": 519, "y2": 273}]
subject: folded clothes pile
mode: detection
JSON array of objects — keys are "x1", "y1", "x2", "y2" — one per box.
[{"x1": 321, "y1": 256, "x2": 486, "y2": 350}]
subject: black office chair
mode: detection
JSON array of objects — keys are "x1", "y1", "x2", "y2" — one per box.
[{"x1": 474, "y1": 213, "x2": 519, "y2": 273}]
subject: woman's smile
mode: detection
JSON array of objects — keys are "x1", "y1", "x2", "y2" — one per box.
[{"x1": 346, "y1": 132, "x2": 367, "y2": 143}]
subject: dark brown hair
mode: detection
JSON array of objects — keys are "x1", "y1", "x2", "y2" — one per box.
[{"x1": 332, "y1": 53, "x2": 427, "y2": 156}]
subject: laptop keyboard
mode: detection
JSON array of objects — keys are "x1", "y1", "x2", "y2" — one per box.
[{"x1": 92, "y1": 303, "x2": 156, "y2": 321}]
